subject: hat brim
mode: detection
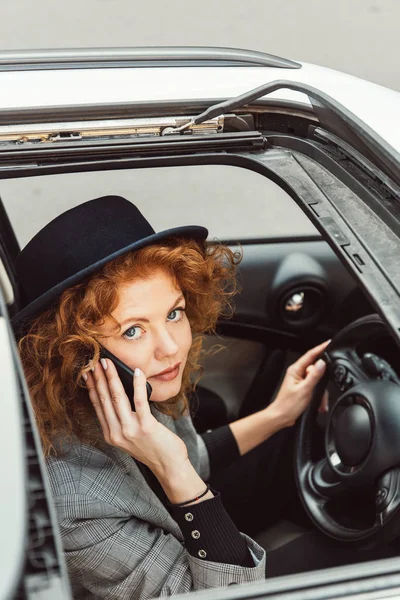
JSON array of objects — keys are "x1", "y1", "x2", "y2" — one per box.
[{"x1": 12, "y1": 225, "x2": 208, "y2": 332}]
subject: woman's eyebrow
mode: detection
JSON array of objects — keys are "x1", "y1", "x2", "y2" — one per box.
[{"x1": 118, "y1": 294, "x2": 185, "y2": 327}]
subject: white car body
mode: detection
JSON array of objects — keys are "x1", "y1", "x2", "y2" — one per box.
[{"x1": 1, "y1": 55, "x2": 400, "y2": 155}]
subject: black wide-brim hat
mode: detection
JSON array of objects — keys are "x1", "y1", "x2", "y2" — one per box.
[{"x1": 12, "y1": 195, "x2": 208, "y2": 332}]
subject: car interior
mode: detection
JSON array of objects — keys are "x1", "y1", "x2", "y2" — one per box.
[{"x1": 1, "y1": 158, "x2": 400, "y2": 594}]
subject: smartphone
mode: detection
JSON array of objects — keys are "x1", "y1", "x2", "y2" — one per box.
[{"x1": 99, "y1": 347, "x2": 152, "y2": 411}]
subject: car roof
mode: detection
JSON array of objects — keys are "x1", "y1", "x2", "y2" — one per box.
[{"x1": 1, "y1": 48, "x2": 399, "y2": 155}]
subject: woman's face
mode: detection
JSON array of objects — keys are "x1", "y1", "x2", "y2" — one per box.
[{"x1": 97, "y1": 269, "x2": 192, "y2": 402}]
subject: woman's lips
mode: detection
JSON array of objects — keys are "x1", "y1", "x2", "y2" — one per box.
[{"x1": 151, "y1": 363, "x2": 181, "y2": 382}]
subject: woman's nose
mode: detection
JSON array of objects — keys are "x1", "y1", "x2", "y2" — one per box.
[{"x1": 154, "y1": 329, "x2": 179, "y2": 360}]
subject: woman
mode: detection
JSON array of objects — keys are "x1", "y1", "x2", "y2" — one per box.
[{"x1": 14, "y1": 195, "x2": 328, "y2": 599}]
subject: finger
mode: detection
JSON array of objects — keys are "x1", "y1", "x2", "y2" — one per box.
[
  {"x1": 303, "y1": 358, "x2": 327, "y2": 390},
  {"x1": 85, "y1": 371, "x2": 111, "y2": 441},
  {"x1": 133, "y1": 368, "x2": 152, "y2": 423},
  {"x1": 101, "y1": 358, "x2": 136, "y2": 425},
  {"x1": 318, "y1": 389, "x2": 329, "y2": 414},
  {"x1": 290, "y1": 340, "x2": 331, "y2": 379},
  {"x1": 91, "y1": 361, "x2": 121, "y2": 432}
]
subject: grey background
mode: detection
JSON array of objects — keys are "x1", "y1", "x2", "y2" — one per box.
[{"x1": 0, "y1": 0, "x2": 399, "y2": 91}]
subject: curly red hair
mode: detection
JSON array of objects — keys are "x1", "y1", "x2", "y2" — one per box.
[{"x1": 18, "y1": 238, "x2": 240, "y2": 455}]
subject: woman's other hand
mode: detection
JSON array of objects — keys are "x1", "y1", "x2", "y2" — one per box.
[
  {"x1": 268, "y1": 340, "x2": 330, "y2": 428},
  {"x1": 85, "y1": 359, "x2": 189, "y2": 479}
]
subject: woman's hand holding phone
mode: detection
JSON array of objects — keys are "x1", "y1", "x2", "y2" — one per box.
[
  {"x1": 99, "y1": 346, "x2": 152, "y2": 411},
  {"x1": 86, "y1": 360, "x2": 212, "y2": 504},
  {"x1": 85, "y1": 359, "x2": 190, "y2": 480}
]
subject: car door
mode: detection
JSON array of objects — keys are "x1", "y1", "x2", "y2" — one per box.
[
  {"x1": 1, "y1": 48, "x2": 400, "y2": 600},
  {"x1": 0, "y1": 225, "x2": 72, "y2": 598},
  {"x1": 0, "y1": 159, "x2": 370, "y2": 433},
  {"x1": 0, "y1": 119, "x2": 398, "y2": 600}
]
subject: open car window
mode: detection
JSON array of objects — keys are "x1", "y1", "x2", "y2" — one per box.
[{"x1": 0, "y1": 165, "x2": 318, "y2": 248}]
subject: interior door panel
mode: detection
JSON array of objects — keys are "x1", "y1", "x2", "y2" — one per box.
[
  {"x1": 233, "y1": 240, "x2": 360, "y2": 333},
  {"x1": 198, "y1": 335, "x2": 266, "y2": 418}
]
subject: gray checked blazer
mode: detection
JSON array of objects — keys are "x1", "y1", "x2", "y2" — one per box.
[{"x1": 46, "y1": 407, "x2": 267, "y2": 599}]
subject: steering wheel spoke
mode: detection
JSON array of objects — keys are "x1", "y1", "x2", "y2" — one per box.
[
  {"x1": 375, "y1": 467, "x2": 400, "y2": 524},
  {"x1": 309, "y1": 458, "x2": 346, "y2": 499}
]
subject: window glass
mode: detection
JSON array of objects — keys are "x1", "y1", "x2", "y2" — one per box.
[{"x1": 0, "y1": 165, "x2": 317, "y2": 248}]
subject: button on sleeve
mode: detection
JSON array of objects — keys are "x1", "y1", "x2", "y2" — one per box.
[{"x1": 170, "y1": 491, "x2": 254, "y2": 567}]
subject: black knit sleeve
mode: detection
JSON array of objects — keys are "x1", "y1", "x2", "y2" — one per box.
[
  {"x1": 170, "y1": 492, "x2": 254, "y2": 567},
  {"x1": 200, "y1": 425, "x2": 240, "y2": 476}
]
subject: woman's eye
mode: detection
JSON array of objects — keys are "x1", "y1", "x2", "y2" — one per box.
[
  {"x1": 123, "y1": 326, "x2": 143, "y2": 341},
  {"x1": 167, "y1": 308, "x2": 185, "y2": 323}
]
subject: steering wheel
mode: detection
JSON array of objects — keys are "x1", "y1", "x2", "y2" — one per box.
[{"x1": 296, "y1": 314, "x2": 400, "y2": 544}]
